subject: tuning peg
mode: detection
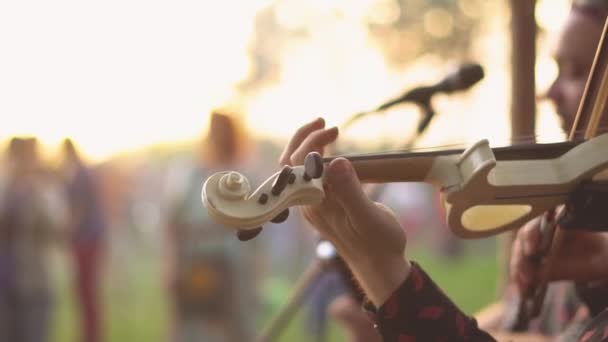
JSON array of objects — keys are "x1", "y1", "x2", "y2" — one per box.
[
  {"x1": 287, "y1": 173, "x2": 296, "y2": 184},
  {"x1": 271, "y1": 165, "x2": 294, "y2": 196},
  {"x1": 258, "y1": 193, "x2": 269, "y2": 204},
  {"x1": 270, "y1": 208, "x2": 290, "y2": 223},
  {"x1": 304, "y1": 152, "x2": 324, "y2": 180},
  {"x1": 236, "y1": 227, "x2": 263, "y2": 241}
]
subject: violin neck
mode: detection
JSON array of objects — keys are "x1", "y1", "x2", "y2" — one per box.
[
  {"x1": 335, "y1": 140, "x2": 579, "y2": 187},
  {"x1": 349, "y1": 155, "x2": 453, "y2": 186}
]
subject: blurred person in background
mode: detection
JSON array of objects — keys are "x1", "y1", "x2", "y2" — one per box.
[
  {"x1": 61, "y1": 138, "x2": 107, "y2": 342},
  {"x1": 325, "y1": 0, "x2": 608, "y2": 340},
  {"x1": 163, "y1": 111, "x2": 260, "y2": 342},
  {"x1": 0, "y1": 137, "x2": 67, "y2": 342}
]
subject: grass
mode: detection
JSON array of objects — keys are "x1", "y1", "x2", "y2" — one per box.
[
  {"x1": 409, "y1": 241, "x2": 500, "y2": 315},
  {"x1": 50, "y1": 237, "x2": 499, "y2": 342},
  {"x1": 51, "y1": 243, "x2": 170, "y2": 342}
]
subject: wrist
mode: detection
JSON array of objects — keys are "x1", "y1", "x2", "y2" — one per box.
[{"x1": 346, "y1": 252, "x2": 411, "y2": 307}]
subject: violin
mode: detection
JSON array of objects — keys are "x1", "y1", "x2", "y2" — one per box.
[{"x1": 202, "y1": 133, "x2": 608, "y2": 239}]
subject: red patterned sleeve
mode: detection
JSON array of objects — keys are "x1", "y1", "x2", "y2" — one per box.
[{"x1": 364, "y1": 262, "x2": 496, "y2": 342}]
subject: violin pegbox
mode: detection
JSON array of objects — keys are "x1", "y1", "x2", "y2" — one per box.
[{"x1": 201, "y1": 153, "x2": 326, "y2": 237}]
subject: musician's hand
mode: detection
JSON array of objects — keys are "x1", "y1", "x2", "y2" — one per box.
[
  {"x1": 280, "y1": 118, "x2": 410, "y2": 306},
  {"x1": 510, "y1": 218, "x2": 608, "y2": 296}
]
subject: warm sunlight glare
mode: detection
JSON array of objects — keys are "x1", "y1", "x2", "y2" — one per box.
[
  {"x1": 1, "y1": 0, "x2": 268, "y2": 161},
  {"x1": 1, "y1": 0, "x2": 571, "y2": 161}
]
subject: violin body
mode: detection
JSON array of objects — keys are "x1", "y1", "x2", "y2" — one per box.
[
  {"x1": 442, "y1": 134, "x2": 608, "y2": 237},
  {"x1": 202, "y1": 133, "x2": 608, "y2": 238}
]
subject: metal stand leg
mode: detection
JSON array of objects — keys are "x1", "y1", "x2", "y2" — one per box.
[{"x1": 255, "y1": 242, "x2": 339, "y2": 342}]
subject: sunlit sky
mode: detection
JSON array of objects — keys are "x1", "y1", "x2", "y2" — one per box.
[{"x1": 1, "y1": 0, "x2": 569, "y2": 162}]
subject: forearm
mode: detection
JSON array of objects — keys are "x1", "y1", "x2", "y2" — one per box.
[{"x1": 344, "y1": 258, "x2": 497, "y2": 342}]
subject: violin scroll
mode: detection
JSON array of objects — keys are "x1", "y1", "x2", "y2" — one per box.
[
  {"x1": 202, "y1": 164, "x2": 325, "y2": 232},
  {"x1": 217, "y1": 171, "x2": 251, "y2": 200}
]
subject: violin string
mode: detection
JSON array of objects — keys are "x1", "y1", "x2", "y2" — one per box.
[
  {"x1": 328, "y1": 143, "x2": 466, "y2": 158},
  {"x1": 509, "y1": 125, "x2": 608, "y2": 144},
  {"x1": 327, "y1": 124, "x2": 608, "y2": 158}
]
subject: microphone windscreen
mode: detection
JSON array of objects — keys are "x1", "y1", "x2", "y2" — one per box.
[{"x1": 445, "y1": 63, "x2": 485, "y2": 92}]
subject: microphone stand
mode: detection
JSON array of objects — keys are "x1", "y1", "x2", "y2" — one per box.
[
  {"x1": 254, "y1": 242, "x2": 346, "y2": 342},
  {"x1": 415, "y1": 102, "x2": 436, "y2": 140},
  {"x1": 254, "y1": 102, "x2": 438, "y2": 342}
]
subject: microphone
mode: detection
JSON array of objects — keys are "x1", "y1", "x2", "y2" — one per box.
[
  {"x1": 376, "y1": 63, "x2": 484, "y2": 110},
  {"x1": 342, "y1": 63, "x2": 484, "y2": 132}
]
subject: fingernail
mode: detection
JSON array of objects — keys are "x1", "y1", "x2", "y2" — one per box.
[{"x1": 327, "y1": 126, "x2": 339, "y2": 135}]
